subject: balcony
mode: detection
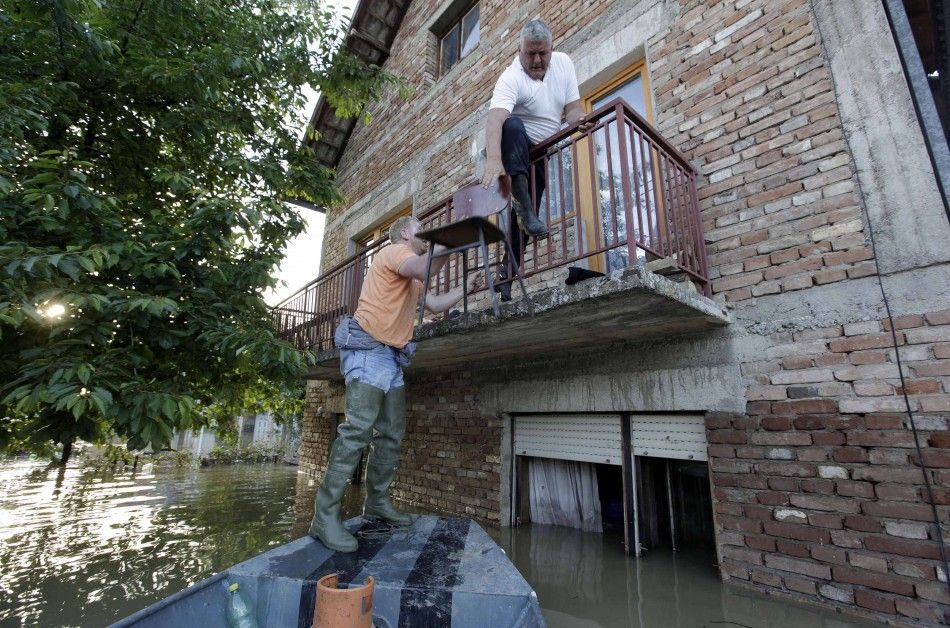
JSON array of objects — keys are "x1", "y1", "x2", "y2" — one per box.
[{"x1": 274, "y1": 99, "x2": 730, "y2": 379}]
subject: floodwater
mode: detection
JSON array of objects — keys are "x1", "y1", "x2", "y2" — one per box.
[
  {"x1": 491, "y1": 525, "x2": 876, "y2": 628},
  {"x1": 0, "y1": 458, "x2": 301, "y2": 627},
  {"x1": 0, "y1": 459, "x2": 876, "y2": 628}
]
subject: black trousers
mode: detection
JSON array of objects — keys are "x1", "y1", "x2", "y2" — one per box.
[{"x1": 500, "y1": 116, "x2": 546, "y2": 271}]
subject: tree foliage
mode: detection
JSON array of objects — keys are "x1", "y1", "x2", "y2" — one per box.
[{"x1": 0, "y1": 0, "x2": 401, "y2": 459}]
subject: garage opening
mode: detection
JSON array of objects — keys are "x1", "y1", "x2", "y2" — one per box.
[
  {"x1": 635, "y1": 457, "x2": 715, "y2": 551},
  {"x1": 512, "y1": 413, "x2": 713, "y2": 555}
]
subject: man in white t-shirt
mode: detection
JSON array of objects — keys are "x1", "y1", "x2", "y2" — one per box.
[{"x1": 481, "y1": 19, "x2": 589, "y2": 299}]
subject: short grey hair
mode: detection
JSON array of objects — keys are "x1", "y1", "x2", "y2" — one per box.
[
  {"x1": 520, "y1": 20, "x2": 552, "y2": 44},
  {"x1": 388, "y1": 215, "x2": 419, "y2": 243}
]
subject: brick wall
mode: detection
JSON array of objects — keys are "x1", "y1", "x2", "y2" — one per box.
[
  {"x1": 715, "y1": 308, "x2": 950, "y2": 623},
  {"x1": 397, "y1": 371, "x2": 502, "y2": 525},
  {"x1": 649, "y1": 0, "x2": 872, "y2": 304},
  {"x1": 298, "y1": 380, "x2": 343, "y2": 476}
]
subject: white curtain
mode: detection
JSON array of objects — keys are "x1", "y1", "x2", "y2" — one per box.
[{"x1": 528, "y1": 457, "x2": 602, "y2": 532}]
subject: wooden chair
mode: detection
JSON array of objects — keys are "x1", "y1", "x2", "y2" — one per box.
[{"x1": 416, "y1": 176, "x2": 531, "y2": 322}]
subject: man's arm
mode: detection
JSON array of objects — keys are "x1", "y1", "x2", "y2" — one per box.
[
  {"x1": 565, "y1": 99, "x2": 585, "y2": 125},
  {"x1": 565, "y1": 99, "x2": 593, "y2": 132},
  {"x1": 398, "y1": 246, "x2": 448, "y2": 282},
  {"x1": 481, "y1": 107, "x2": 509, "y2": 187},
  {"x1": 419, "y1": 272, "x2": 484, "y2": 314}
]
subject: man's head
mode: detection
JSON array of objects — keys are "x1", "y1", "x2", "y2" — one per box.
[
  {"x1": 389, "y1": 216, "x2": 428, "y2": 255},
  {"x1": 518, "y1": 20, "x2": 553, "y2": 81}
]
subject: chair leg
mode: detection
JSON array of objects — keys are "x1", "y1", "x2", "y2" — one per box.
[
  {"x1": 478, "y1": 228, "x2": 501, "y2": 318},
  {"x1": 418, "y1": 248, "x2": 435, "y2": 326},
  {"x1": 505, "y1": 239, "x2": 534, "y2": 316}
]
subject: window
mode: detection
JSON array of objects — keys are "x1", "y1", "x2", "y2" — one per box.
[
  {"x1": 356, "y1": 206, "x2": 412, "y2": 250},
  {"x1": 438, "y1": 2, "x2": 479, "y2": 76},
  {"x1": 578, "y1": 62, "x2": 655, "y2": 274}
]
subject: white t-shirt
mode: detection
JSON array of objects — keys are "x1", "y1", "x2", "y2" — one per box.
[{"x1": 489, "y1": 51, "x2": 581, "y2": 144}]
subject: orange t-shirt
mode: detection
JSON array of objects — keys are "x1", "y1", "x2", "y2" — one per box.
[{"x1": 353, "y1": 244, "x2": 423, "y2": 348}]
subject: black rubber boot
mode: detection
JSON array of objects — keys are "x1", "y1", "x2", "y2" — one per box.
[
  {"x1": 309, "y1": 380, "x2": 384, "y2": 552},
  {"x1": 511, "y1": 174, "x2": 548, "y2": 237},
  {"x1": 363, "y1": 387, "x2": 413, "y2": 526}
]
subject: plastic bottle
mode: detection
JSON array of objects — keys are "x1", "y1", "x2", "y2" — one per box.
[{"x1": 225, "y1": 582, "x2": 260, "y2": 628}]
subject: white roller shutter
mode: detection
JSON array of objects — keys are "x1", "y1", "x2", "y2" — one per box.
[
  {"x1": 630, "y1": 414, "x2": 707, "y2": 461},
  {"x1": 514, "y1": 414, "x2": 622, "y2": 465}
]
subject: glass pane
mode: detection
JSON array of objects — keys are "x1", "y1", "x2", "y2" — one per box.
[
  {"x1": 460, "y1": 4, "x2": 480, "y2": 58},
  {"x1": 592, "y1": 74, "x2": 646, "y2": 117},
  {"x1": 441, "y1": 24, "x2": 460, "y2": 75}
]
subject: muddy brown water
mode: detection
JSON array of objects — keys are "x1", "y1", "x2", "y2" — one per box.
[{"x1": 1, "y1": 459, "x2": 876, "y2": 627}]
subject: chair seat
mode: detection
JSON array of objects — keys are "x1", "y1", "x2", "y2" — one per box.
[{"x1": 416, "y1": 216, "x2": 507, "y2": 248}]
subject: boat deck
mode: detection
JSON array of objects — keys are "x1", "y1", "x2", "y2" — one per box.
[{"x1": 112, "y1": 516, "x2": 544, "y2": 627}]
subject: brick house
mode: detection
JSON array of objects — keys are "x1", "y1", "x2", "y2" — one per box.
[{"x1": 274, "y1": 0, "x2": 950, "y2": 623}]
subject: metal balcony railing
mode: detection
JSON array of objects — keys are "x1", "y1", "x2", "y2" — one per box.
[{"x1": 273, "y1": 98, "x2": 709, "y2": 352}]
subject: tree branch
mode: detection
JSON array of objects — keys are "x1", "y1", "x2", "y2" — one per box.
[{"x1": 120, "y1": 0, "x2": 146, "y2": 55}]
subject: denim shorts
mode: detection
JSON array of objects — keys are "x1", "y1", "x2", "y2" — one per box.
[{"x1": 340, "y1": 344, "x2": 404, "y2": 392}]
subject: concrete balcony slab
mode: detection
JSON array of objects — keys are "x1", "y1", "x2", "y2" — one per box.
[{"x1": 306, "y1": 265, "x2": 731, "y2": 380}]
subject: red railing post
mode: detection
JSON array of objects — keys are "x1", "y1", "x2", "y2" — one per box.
[{"x1": 614, "y1": 102, "x2": 637, "y2": 266}]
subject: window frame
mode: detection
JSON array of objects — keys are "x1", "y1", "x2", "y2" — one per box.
[
  {"x1": 576, "y1": 61, "x2": 655, "y2": 273},
  {"x1": 355, "y1": 206, "x2": 413, "y2": 251},
  {"x1": 437, "y1": 1, "x2": 480, "y2": 77}
]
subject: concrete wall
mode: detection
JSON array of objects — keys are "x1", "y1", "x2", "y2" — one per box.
[{"x1": 301, "y1": 0, "x2": 950, "y2": 623}]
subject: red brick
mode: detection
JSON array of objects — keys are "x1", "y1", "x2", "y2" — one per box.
[
  {"x1": 801, "y1": 478, "x2": 834, "y2": 494},
  {"x1": 812, "y1": 431, "x2": 846, "y2": 445},
  {"x1": 854, "y1": 588, "x2": 896, "y2": 614},
  {"x1": 759, "y1": 416, "x2": 793, "y2": 430},
  {"x1": 897, "y1": 380, "x2": 940, "y2": 395},
  {"x1": 808, "y1": 513, "x2": 843, "y2": 529},
  {"x1": 864, "y1": 414, "x2": 903, "y2": 429},
  {"x1": 792, "y1": 415, "x2": 827, "y2": 430},
  {"x1": 874, "y1": 483, "x2": 919, "y2": 501},
  {"x1": 746, "y1": 535, "x2": 777, "y2": 552},
  {"x1": 912, "y1": 450, "x2": 950, "y2": 468},
  {"x1": 864, "y1": 535, "x2": 943, "y2": 559},
  {"x1": 924, "y1": 309, "x2": 950, "y2": 325},
  {"x1": 709, "y1": 430, "x2": 749, "y2": 444},
  {"x1": 721, "y1": 545, "x2": 764, "y2": 565},
  {"x1": 843, "y1": 516, "x2": 882, "y2": 533},
  {"x1": 810, "y1": 545, "x2": 846, "y2": 565},
  {"x1": 707, "y1": 444, "x2": 736, "y2": 458},
  {"x1": 835, "y1": 481, "x2": 874, "y2": 498},
  {"x1": 781, "y1": 356, "x2": 813, "y2": 370},
  {"x1": 790, "y1": 494, "x2": 860, "y2": 513},
  {"x1": 750, "y1": 568, "x2": 782, "y2": 586},
  {"x1": 785, "y1": 575, "x2": 817, "y2": 595},
  {"x1": 763, "y1": 554, "x2": 831, "y2": 579},
  {"x1": 757, "y1": 461, "x2": 817, "y2": 477},
  {"x1": 776, "y1": 538, "x2": 811, "y2": 558},
  {"x1": 763, "y1": 520, "x2": 831, "y2": 543},
  {"x1": 757, "y1": 491, "x2": 789, "y2": 506},
  {"x1": 832, "y1": 447, "x2": 868, "y2": 463},
  {"x1": 882, "y1": 314, "x2": 924, "y2": 331},
  {"x1": 846, "y1": 431, "x2": 916, "y2": 448},
  {"x1": 849, "y1": 350, "x2": 887, "y2": 365},
  {"x1": 834, "y1": 566, "x2": 914, "y2": 596},
  {"x1": 863, "y1": 500, "x2": 936, "y2": 522},
  {"x1": 829, "y1": 334, "x2": 894, "y2": 353},
  {"x1": 771, "y1": 399, "x2": 838, "y2": 414}
]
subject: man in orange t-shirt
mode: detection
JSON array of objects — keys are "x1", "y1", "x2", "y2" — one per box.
[{"x1": 309, "y1": 216, "x2": 480, "y2": 552}]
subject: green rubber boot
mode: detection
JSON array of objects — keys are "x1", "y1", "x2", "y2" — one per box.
[
  {"x1": 309, "y1": 380, "x2": 384, "y2": 552},
  {"x1": 363, "y1": 386, "x2": 413, "y2": 526}
]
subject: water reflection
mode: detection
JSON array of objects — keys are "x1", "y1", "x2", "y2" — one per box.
[
  {"x1": 490, "y1": 524, "x2": 875, "y2": 628},
  {"x1": 0, "y1": 458, "x2": 299, "y2": 627}
]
